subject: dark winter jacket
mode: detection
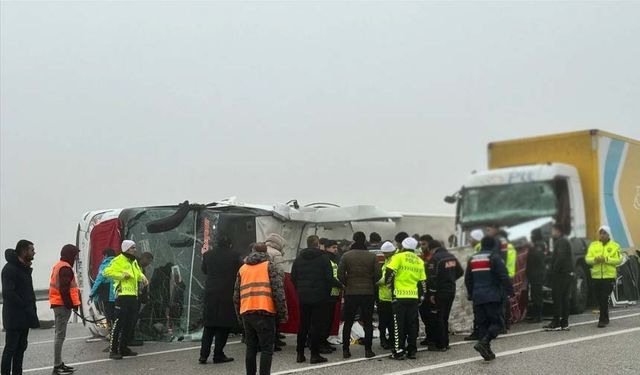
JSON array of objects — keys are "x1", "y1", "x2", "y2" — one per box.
[
  {"x1": 291, "y1": 247, "x2": 335, "y2": 305},
  {"x1": 526, "y1": 240, "x2": 546, "y2": 284},
  {"x1": 233, "y1": 251, "x2": 287, "y2": 322},
  {"x1": 201, "y1": 247, "x2": 243, "y2": 327},
  {"x1": 338, "y1": 248, "x2": 380, "y2": 296},
  {"x1": 426, "y1": 247, "x2": 464, "y2": 296},
  {"x1": 2, "y1": 249, "x2": 39, "y2": 329},
  {"x1": 464, "y1": 249, "x2": 513, "y2": 305},
  {"x1": 551, "y1": 236, "x2": 574, "y2": 277}
]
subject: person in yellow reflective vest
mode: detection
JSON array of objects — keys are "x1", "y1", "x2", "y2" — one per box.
[
  {"x1": 586, "y1": 225, "x2": 622, "y2": 328},
  {"x1": 497, "y1": 230, "x2": 516, "y2": 332},
  {"x1": 385, "y1": 237, "x2": 427, "y2": 360},
  {"x1": 377, "y1": 241, "x2": 397, "y2": 350},
  {"x1": 102, "y1": 240, "x2": 148, "y2": 360},
  {"x1": 469, "y1": 229, "x2": 483, "y2": 254},
  {"x1": 320, "y1": 240, "x2": 343, "y2": 353}
]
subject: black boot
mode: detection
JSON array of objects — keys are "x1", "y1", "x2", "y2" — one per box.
[
  {"x1": 543, "y1": 320, "x2": 562, "y2": 331},
  {"x1": 310, "y1": 354, "x2": 328, "y2": 364},
  {"x1": 343, "y1": 348, "x2": 351, "y2": 359},
  {"x1": 473, "y1": 340, "x2": 493, "y2": 361},
  {"x1": 296, "y1": 352, "x2": 306, "y2": 363}
]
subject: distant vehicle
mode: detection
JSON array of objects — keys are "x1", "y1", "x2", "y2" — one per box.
[
  {"x1": 75, "y1": 199, "x2": 454, "y2": 339},
  {"x1": 446, "y1": 129, "x2": 640, "y2": 314}
]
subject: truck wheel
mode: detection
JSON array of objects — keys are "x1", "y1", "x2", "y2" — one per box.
[{"x1": 570, "y1": 266, "x2": 588, "y2": 314}]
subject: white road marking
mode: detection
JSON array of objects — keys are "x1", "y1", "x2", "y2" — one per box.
[
  {"x1": 385, "y1": 327, "x2": 640, "y2": 375},
  {"x1": 22, "y1": 340, "x2": 241, "y2": 373},
  {"x1": 271, "y1": 311, "x2": 640, "y2": 375},
  {"x1": 20, "y1": 311, "x2": 640, "y2": 374}
]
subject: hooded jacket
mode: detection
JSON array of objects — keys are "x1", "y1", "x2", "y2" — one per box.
[
  {"x1": 291, "y1": 247, "x2": 335, "y2": 305},
  {"x1": 233, "y1": 251, "x2": 287, "y2": 322},
  {"x1": 90, "y1": 256, "x2": 116, "y2": 302},
  {"x1": 265, "y1": 233, "x2": 286, "y2": 272},
  {"x1": 51, "y1": 244, "x2": 80, "y2": 309},
  {"x1": 2, "y1": 249, "x2": 39, "y2": 329}
]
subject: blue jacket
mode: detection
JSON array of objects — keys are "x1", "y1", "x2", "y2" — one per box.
[
  {"x1": 464, "y1": 250, "x2": 513, "y2": 305},
  {"x1": 90, "y1": 256, "x2": 115, "y2": 302}
]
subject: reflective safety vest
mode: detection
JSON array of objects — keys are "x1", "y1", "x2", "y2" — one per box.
[
  {"x1": 378, "y1": 258, "x2": 393, "y2": 302},
  {"x1": 102, "y1": 254, "x2": 145, "y2": 297},
  {"x1": 239, "y1": 261, "x2": 276, "y2": 314},
  {"x1": 506, "y1": 243, "x2": 517, "y2": 278},
  {"x1": 330, "y1": 260, "x2": 341, "y2": 297},
  {"x1": 386, "y1": 251, "x2": 427, "y2": 299},
  {"x1": 473, "y1": 243, "x2": 481, "y2": 253},
  {"x1": 49, "y1": 260, "x2": 81, "y2": 307},
  {"x1": 585, "y1": 240, "x2": 622, "y2": 280}
]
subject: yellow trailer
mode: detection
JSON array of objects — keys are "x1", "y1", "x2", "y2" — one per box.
[{"x1": 488, "y1": 130, "x2": 639, "y2": 247}]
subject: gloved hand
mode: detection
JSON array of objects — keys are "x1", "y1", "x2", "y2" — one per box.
[{"x1": 419, "y1": 295, "x2": 426, "y2": 306}]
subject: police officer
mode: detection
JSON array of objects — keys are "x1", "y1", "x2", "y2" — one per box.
[
  {"x1": 586, "y1": 225, "x2": 622, "y2": 328},
  {"x1": 385, "y1": 237, "x2": 426, "y2": 360},
  {"x1": 465, "y1": 237, "x2": 513, "y2": 361},
  {"x1": 103, "y1": 240, "x2": 148, "y2": 360},
  {"x1": 426, "y1": 240, "x2": 463, "y2": 351},
  {"x1": 377, "y1": 241, "x2": 397, "y2": 350},
  {"x1": 320, "y1": 240, "x2": 342, "y2": 353}
]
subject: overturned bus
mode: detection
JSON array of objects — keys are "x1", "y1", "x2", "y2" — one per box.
[{"x1": 76, "y1": 198, "x2": 455, "y2": 341}]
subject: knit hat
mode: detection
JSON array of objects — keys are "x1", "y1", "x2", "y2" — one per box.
[
  {"x1": 402, "y1": 237, "x2": 418, "y2": 250},
  {"x1": 470, "y1": 229, "x2": 484, "y2": 242},
  {"x1": 380, "y1": 241, "x2": 396, "y2": 253},
  {"x1": 121, "y1": 240, "x2": 136, "y2": 253},
  {"x1": 265, "y1": 233, "x2": 286, "y2": 251},
  {"x1": 599, "y1": 225, "x2": 611, "y2": 236}
]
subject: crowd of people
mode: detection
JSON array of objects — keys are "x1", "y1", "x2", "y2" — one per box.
[{"x1": 0, "y1": 223, "x2": 624, "y2": 375}]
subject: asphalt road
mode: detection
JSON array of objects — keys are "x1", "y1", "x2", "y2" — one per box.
[{"x1": 4, "y1": 304, "x2": 639, "y2": 375}]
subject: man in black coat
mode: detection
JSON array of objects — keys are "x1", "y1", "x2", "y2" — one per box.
[
  {"x1": 425, "y1": 240, "x2": 464, "y2": 351},
  {"x1": 291, "y1": 235, "x2": 338, "y2": 364},
  {"x1": 543, "y1": 224, "x2": 574, "y2": 331},
  {"x1": 2, "y1": 240, "x2": 39, "y2": 375},
  {"x1": 199, "y1": 237, "x2": 243, "y2": 364}
]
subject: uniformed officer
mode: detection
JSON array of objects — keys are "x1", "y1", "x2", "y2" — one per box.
[
  {"x1": 377, "y1": 241, "x2": 397, "y2": 349},
  {"x1": 465, "y1": 236, "x2": 513, "y2": 361},
  {"x1": 585, "y1": 225, "x2": 622, "y2": 328},
  {"x1": 385, "y1": 237, "x2": 427, "y2": 360}
]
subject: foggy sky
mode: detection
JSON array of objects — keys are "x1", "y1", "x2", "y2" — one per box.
[{"x1": 1, "y1": 1, "x2": 639, "y2": 288}]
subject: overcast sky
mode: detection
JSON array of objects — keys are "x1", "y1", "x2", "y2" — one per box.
[{"x1": 1, "y1": 1, "x2": 639, "y2": 288}]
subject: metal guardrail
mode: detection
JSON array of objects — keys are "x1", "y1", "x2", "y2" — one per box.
[{"x1": 0, "y1": 289, "x2": 49, "y2": 304}]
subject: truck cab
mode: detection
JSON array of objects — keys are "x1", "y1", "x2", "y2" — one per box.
[
  {"x1": 457, "y1": 163, "x2": 585, "y2": 239},
  {"x1": 451, "y1": 163, "x2": 591, "y2": 313}
]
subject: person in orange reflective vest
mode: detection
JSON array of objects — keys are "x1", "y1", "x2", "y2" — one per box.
[
  {"x1": 48, "y1": 244, "x2": 81, "y2": 375},
  {"x1": 233, "y1": 243, "x2": 287, "y2": 375}
]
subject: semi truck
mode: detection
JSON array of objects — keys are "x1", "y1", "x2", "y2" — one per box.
[{"x1": 446, "y1": 129, "x2": 639, "y2": 313}]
